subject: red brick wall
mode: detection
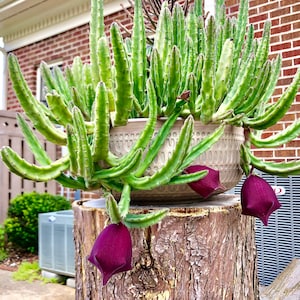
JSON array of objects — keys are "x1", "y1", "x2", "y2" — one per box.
[
  {"x1": 6, "y1": 8, "x2": 133, "y2": 201},
  {"x1": 7, "y1": 23, "x2": 90, "y2": 111},
  {"x1": 226, "y1": 0, "x2": 300, "y2": 161},
  {"x1": 6, "y1": 1, "x2": 300, "y2": 198},
  {"x1": 7, "y1": 8, "x2": 133, "y2": 111},
  {"x1": 9, "y1": 0, "x2": 297, "y2": 162}
]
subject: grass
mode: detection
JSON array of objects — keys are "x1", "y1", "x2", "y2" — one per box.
[
  {"x1": 0, "y1": 224, "x2": 65, "y2": 284},
  {"x1": 12, "y1": 261, "x2": 62, "y2": 284}
]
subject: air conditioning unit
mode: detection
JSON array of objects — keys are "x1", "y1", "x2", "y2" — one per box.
[
  {"x1": 38, "y1": 210, "x2": 75, "y2": 277},
  {"x1": 229, "y1": 173, "x2": 300, "y2": 286}
]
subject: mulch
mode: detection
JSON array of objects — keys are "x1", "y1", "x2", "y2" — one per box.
[{"x1": 0, "y1": 247, "x2": 38, "y2": 272}]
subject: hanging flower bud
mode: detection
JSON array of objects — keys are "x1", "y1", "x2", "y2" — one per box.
[
  {"x1": 185, "y1": 165, "x2": 226, "y2": 199},
  {"x1": 241, "y1": 174, "x2": 281, "y2": 226},
  {"x1": 88, "y1": 223, "x2": 132, "y2": 285}
]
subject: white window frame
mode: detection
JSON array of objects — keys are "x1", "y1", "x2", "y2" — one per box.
[{"x1": 36, "y1": 60, "x2": 63, "y2": 105}]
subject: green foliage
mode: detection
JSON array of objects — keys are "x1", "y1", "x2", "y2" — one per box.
[
  {"x1": 0, "y1": 225, "x2": 8, "y2": 262},
  {"x1": 0, "y1": 249, "x2": 8, "y2": 262},
  {"x1": 1, "y1": 0, "x2": 300, "y2": 230},
  {"x1": 12, "y1": 261, "x2": 60, "y2": 283},
  {"x1": 0, "y1": 224, "x2": 6, "y2": 249},
  {"x1": 4, "y1": 192, "x2": 71, "y2": 253}
]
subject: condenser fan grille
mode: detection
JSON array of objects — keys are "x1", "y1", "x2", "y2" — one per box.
[{"x1": 230, "y1": 172, "x2": 300, "y2": 286}]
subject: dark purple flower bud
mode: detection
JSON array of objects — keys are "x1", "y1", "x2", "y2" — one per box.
[
  {"x1": 185, "y1": 165, "x2": 226, "y2": 199},
  {"x1": 241, "y1": 174, "x2": 281, "y2": 226},
  {"x1": 88, "y1": 223, "x2": 132, "y2": 285}
]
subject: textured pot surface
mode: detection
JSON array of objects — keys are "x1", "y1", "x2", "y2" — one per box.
[{"x1": 109, "y1": 119, "x2": 245, "y2": 203}]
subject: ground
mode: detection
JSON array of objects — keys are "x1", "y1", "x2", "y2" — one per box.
[{"x1": 0, "y1": 247, "x2": 38, "y2": 272}]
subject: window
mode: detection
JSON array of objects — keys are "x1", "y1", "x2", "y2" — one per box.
[{"x1": 36, "y1": 60, "x2": 63, "y2": 106}]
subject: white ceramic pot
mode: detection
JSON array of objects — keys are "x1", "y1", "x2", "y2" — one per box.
[{"x1": 109, "y1": 119, "x2": 244, "y2": 203}]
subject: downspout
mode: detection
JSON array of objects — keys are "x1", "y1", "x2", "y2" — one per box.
[{"x1": 0, "y1": 42, "x2": 7, "y2": 110}]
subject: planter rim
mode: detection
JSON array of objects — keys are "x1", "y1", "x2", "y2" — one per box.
[
  {"x1": 73, "y1": 195, "x2": 241, "y2": 216},
  {"x1": 120, "y1": 117, "x2": 242, "y2": 127},
  {"x1": 111, "y1": 118, "x2": 243, "y2": 135}
]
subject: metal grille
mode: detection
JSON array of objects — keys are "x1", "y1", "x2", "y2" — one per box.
[
  {"x1": 38, "y1": 210, "x2": 75, "y2": 277},
  {"x1": 230, "y1": 172, "x2": 300, "y2": 286}
]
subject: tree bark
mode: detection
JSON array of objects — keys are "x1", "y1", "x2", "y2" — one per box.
[{"x1": 73, "y1": 194, "x2": 259, "y2": 300}]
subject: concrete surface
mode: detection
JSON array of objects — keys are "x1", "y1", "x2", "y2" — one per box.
[
  {"x1": 260, "y1": 259, "x2": 300, "y2": 300},
  {"x1": 0, "y1": 269, "x2": 75, "y2": 300}
]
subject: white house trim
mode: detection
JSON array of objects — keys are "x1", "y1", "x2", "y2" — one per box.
[
  {"x1": 204, "y1": 0, "x2": 216, "y2": 17},
  {"x1": 0, "y1": 42, "x2": 7, "y2": 110},
  {"x1": 2, "y1": 0, "x2": 129, "y2": 52}
]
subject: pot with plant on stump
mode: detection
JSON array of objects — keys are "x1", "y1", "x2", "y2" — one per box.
[{"x1": 2, "y1": 0, "x2": 300, "y2": 298}]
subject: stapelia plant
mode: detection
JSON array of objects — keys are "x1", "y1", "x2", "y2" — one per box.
[
  {"x1": 88, "y1": 222, "x2": 132, "y2": 285},
  {"x1": 184, "y1": 165, "x2": 225, "y2": 198},
  {"x1": 1, "y1": 0, "x2": 300, "y2": 283},
  {"x1": 241, "y1": 173, "x2": 281, "y2": 226}
]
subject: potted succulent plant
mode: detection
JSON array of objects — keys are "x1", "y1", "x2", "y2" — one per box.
[{"x1": 2, "y1": 0, "x2": 300, "y2": 291}]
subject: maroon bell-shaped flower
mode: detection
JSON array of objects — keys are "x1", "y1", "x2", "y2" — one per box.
[
  {"x1": 88, "y1": 223, "x2": 132, "y2": 285},
  {"x1": 241, "y1": 174, "x2": 281, "y2": 226},
  {"x1": 185, "y1": 165, "x2": 226, "y2": 199}
]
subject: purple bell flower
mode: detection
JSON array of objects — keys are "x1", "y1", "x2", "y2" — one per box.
[
  {"x1": 241, "y1": 174, "x2": 281, "y2": 226},
  {"x1": 88, "y1": 223, "x2": 132, "y2": 285},
  {"x1": 185, "y1": 165, "x2": 226, "y2": 199}
]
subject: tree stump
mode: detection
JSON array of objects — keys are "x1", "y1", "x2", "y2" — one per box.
[{"x1": 73, "y1": 194, "x2": 259, "y2": 300}]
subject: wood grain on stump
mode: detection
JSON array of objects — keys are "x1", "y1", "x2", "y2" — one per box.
[{"x1": 73, "y1": 194, "x2": 259, "y2": 300}]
